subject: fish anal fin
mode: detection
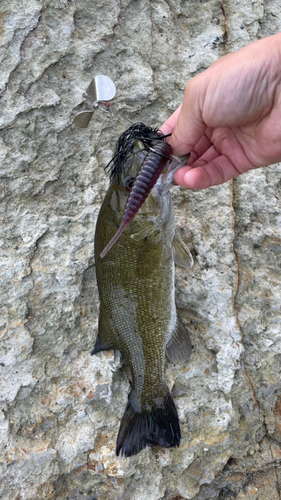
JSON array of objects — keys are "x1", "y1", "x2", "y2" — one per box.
[
  {"x1": 116, "y1": 391, "x2": 180, "y2": 457},
  {"x1": 91, "y1": 311, "x2": 116, "y2": 355},
  {"x1": 172, "y1": 234, "x2": 194, "y2": 269},
  {"x1": 166, "y1": 315, "x2": 192, "y2": 364}
]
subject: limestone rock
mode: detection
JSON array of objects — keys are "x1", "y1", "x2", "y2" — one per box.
[{"x1": 1, "y1": 0, "x2": 281, "y2": 499}]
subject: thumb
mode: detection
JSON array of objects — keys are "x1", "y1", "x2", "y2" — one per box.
[{"x1": 162, "y1": 80, "x2": 207, "y2": 157}]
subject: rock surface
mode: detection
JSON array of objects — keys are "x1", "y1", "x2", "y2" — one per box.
[{"x1": 0, "y1": 0, "x2": 281, "y2": 499}]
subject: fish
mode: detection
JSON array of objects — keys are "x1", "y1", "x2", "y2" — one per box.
[{"x1": 93, "y1": 123, "x2": 193, "y2": 457}]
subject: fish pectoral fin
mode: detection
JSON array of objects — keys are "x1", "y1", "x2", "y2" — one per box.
[
  {"x1": 166, "y1": 315, "x2": 192, "y2": 364},
  {"x1": 172, "y1": 234, "x2": 194, "y2": 269},
  {"x1": 130, "y1": 225, "x2": 156, "y2": 241},
  {"x1": 91, "y1": 311, "x2": 117, "y2": 355}
]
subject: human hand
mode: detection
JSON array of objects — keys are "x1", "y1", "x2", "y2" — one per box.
[{"x1": 161, "y1": 34, "x2": 281, "y2": 190}]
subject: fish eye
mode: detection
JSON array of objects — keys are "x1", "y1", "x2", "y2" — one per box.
[{"x1": 123, "y1": 176, "x2": 135, "y2": 191}]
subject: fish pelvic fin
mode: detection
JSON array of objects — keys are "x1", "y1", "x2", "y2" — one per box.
[
  {"x1": 166, "y1": 315, "x2": 192, "y2": 364},
  {"x1": 116, "y1": 391, "x2": 180, "y2": 457}
]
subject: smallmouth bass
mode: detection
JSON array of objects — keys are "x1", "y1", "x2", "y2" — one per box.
[{"x1": 93, "y1": 124, "x2": 192, "y2": 457}]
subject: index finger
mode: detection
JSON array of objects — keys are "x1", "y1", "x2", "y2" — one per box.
[{"x1": 160, "y1": 105, "x2": 182, "y2": 136}]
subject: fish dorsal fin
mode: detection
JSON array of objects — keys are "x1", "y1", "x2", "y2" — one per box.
[
  {"x1": 172, "y1": 234, "x2": 194, "y2": 269},
  {"x1": 91, "y1": 311, "x2": 117, "y2": 355},
  {"x1": 166, "y1": 315, "x2": 192, "y2": 364}
]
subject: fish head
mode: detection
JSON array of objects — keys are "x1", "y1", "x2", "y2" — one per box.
[{"x1": 99, "y1": 134, "x2": 174, "y2": 259}]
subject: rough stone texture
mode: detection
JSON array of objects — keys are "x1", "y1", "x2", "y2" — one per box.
[{"x1": 0, "y1": 0, "x2": 281, "y2": 499}]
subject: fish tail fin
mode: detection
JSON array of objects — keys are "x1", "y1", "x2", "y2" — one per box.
[{"x1": 116, "y1": 391, "x2": 180, "y2": 457}]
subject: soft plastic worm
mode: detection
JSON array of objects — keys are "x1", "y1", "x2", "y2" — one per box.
[{"x1": 100, "y1": 141, "x2": 172, "y2": 258}]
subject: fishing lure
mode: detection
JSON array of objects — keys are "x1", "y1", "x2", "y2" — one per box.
[
  {"x1": 100, "y1": 123, "x2": 174, "y2": 258},
  {"x1": 73, "y1": 75, "x2": 116, "y2": 128}
]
